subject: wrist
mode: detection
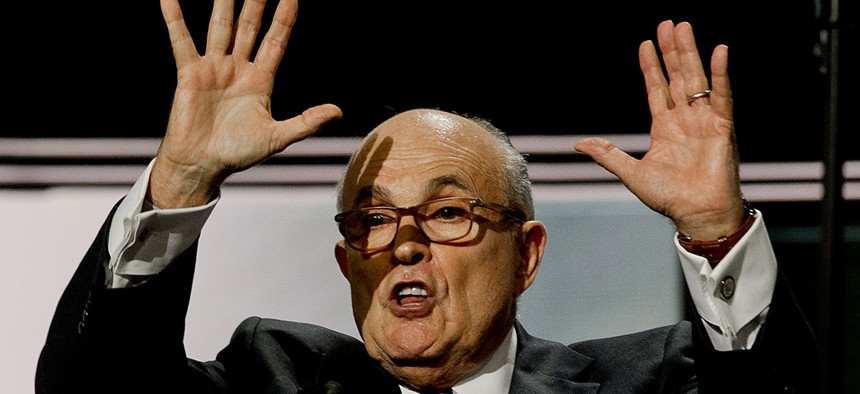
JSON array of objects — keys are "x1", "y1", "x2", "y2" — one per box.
[
  {"x1": 147, "y1": 158, "x2": 223, "y2": 209},
  {"x1": 677, "y1": 198, "x2": 756, "y2": 267}
]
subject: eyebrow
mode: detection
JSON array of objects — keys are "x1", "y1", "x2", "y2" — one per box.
[
  {"x1": 425, "y1": 174, "x2": 472, "y2": 195},
  {"x1": 352, "y1": 185, "x2": 391, "y2": 207},
  {"x1": 351, "y1": 174, "x2": 473, "y2": 207}
]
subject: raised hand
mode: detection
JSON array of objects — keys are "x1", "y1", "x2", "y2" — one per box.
[
  {"x1": 150, "y1": 0, "x2": 343, "y2": 208},
  {"x1": 575, "y1": 21, "x2": 744, "y2": 240}
]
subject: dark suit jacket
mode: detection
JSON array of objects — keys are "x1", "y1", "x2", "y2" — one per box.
[{"x1": 36, "y1": 201, "x2": 821, "y2": 393}]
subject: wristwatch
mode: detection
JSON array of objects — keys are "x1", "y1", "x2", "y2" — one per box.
[{"x1": 677, "y1": 198, "x2": 757, "y2": 268}]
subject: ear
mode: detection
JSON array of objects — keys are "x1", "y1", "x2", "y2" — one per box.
[
  {"x1": 515, "y1": 220, "x2": 547, "y2": 296},
  {"x1": 334, "y1": 240, "x2": 350, "y2": 279}
]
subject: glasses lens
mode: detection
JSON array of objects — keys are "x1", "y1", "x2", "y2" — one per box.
[
  {"x1": 338, "y1": 198, "x2": 479, "y2": 251},
  {"x1": 342, "y1": 208, "x2": 398, "y2": 251},
  {"x1": 418, "y1": 199, "x2": 474, "y2": 242}
]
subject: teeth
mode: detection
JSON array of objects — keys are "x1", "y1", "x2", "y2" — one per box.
[{"x1": 398, "y1": 286, "x2": 428, "y2": 297}]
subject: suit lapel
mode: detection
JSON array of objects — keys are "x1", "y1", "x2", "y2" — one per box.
[{"x1": 509, "y1": 321, "x2": 599, "y2": 394}]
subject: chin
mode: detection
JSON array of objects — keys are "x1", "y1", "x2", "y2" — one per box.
[
  {"x1": 367, "y1": 330, "x2": 441, "y2": 364},
  {"x1": 383, "y1": 319, "x2": 447, "y2": 357},
  {"x1": 370, "y1": 334, "x2": 475, "y2": 391},
  {"x1": 383, "y1": 362, "x2": 463, "y2": 392}
]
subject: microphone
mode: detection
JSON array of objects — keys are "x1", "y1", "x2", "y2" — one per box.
[{"x1": 323, "y1": 380, "x2": 344, "y2": 394}]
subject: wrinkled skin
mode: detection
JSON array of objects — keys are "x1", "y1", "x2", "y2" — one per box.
[{"x1": 334, "y1": 109, "x2": 546, "y2": 390}]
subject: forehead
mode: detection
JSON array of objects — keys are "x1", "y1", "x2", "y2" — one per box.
[{"x1": 341, "y1": 110, "x2": 505, "y2": 207}]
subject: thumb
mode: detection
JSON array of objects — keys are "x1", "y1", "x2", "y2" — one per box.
[
  {"x1": 574, "y1": 137, "x2": 638, "y2": 181},
  {"x1": 271, "y1": 103, "x2": 344, "y2": 150}
]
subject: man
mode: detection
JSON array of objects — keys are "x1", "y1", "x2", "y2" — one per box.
[{"x1": 36, "y1": 0, "x2": 819, "y2": 392}]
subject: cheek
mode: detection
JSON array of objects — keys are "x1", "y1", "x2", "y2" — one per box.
[
  {"x1": 463, "y1": 266, "x2": 516, "y2": 310},
  {"x1": 347, "y1": 255, "x2": 389, "y2": 320},
  {"x1": 446, "y1": 241, "x2": 519, "y2": 309}
]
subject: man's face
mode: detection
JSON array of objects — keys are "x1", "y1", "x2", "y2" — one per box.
[{"x1": 334, "y1": 109, "x2": 544, "y2": 389}]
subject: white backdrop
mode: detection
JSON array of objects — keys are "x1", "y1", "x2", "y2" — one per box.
[{"x1": 1, "y1": 183, "x2": 682, "y2": 393}]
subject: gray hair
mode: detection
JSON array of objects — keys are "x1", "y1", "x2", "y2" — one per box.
[{"x1": 464, "y1": 115, "x2": 535, "y2": 221}]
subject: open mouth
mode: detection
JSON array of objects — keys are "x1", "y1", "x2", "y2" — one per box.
[
  {"x1": 397, "y1": 284, "x2": 428, "y2": 306},
  {"x1": 389, "y1": 282, "x2": 434, "y2": 317}
]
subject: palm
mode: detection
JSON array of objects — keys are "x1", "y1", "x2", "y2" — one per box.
[
  {"x1": 162, "y1": 56, "x2": 282, "y2": 172},
  {"x1": 151, "y1": 0, "x2": 342, "y2": 207},
  {"x1": 633, "y1": 104, "x2": 737, "y2": 221},
  {"x1": 575, "y1": 21, "x2": 743, "y2": 238}
]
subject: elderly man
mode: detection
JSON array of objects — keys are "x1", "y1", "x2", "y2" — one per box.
[{"x1": 36, "y1": 0, "x2": 818, "y2": 392}]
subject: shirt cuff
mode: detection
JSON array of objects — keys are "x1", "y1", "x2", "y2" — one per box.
[
  {"x1": 677, "y1": 210, "x2": 777, "y2": 350},
  {"x1": 106, "y1": 159, "x2": 219, "y2": 288}
]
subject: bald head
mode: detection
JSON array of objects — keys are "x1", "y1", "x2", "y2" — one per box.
[{"x1": 337, "y1": 109, "x2": 534, "y2": 219}]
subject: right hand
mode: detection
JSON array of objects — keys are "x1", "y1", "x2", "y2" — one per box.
[{"x1": 150, "y1": 0, "x2": 342, "y2": 208}]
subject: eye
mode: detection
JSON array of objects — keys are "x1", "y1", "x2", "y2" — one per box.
[
  {"x1": 430, "y1": 205, "x2": 470, "y2": 222},
  {"x1": 359, "y1": 211, "x2": 396, "y2": 228}
]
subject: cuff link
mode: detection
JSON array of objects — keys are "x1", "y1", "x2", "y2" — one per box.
[{"x1": 719, "y1": 276, "x2": 736, "y2": 300}]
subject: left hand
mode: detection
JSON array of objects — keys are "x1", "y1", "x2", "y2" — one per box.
[
  {"x1": 575, "y1": 20, "x2": 744, "y2": 240},
  {"x1": 150, "y1": 0, "x2": 342, "y2": 208}
]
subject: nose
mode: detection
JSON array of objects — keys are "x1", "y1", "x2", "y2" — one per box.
[{"x1": 391, "y1": 215, "x2": 431, "y2": 265}]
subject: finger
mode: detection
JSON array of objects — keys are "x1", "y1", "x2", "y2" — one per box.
[
  {"x1": 160, "y1": 0, "x2": 198, "y2": 66},
  {"x1": 206, "y1": 0, "x2": 235, "y2": 56},
  {"x1": 573, "y1": 137, "x2": 639, "y2": 182},
  {"x1": 270, "y1": 104, "x2": 343, "y2": 150},
  {"x1": 232, "y1": 0, "x2": 268, "y2": 60},
  {"x1": 639, "y1": 40, "x2": 671, "y2": 116},
  {"x1": 255, "y1": 0, "x2": 298, "y2": 74},
  {"x1": 656, "y1": 20, "x2": 687, "y2": 107},
  {"x1": 710, "y1": 44, "x2": 733, "y2": 119},
  {"x1": 674, "y1": 22, "x2": 710, "y2": 104}
]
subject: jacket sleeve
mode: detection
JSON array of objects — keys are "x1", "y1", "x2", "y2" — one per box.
[
  {"x1": 35, "y1": 199, "x2": 223, "y2": 393},
  {"x1": 688, "y1": 266, "x2": 822, "y2": 393}
]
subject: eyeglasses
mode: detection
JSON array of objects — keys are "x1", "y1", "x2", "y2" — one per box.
[{"x1": 335, "y1": 197, "x2": 526, "y2": 252}]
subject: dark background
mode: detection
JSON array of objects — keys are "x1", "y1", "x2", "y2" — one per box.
[
  {"x1": 7, "y1": 0, "x2": 858, "y2": 392},
  {"x1": 9, "y1": 0, "x2": 849, "y2": 163}
]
